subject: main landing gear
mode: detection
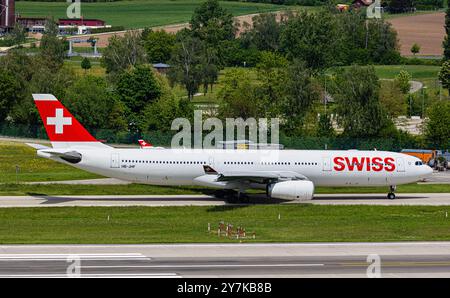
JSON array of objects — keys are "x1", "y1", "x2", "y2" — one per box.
[
  {"x1": 214, "y1": 190, "x2": 250, "y2": 203},
  {"x1": 387, "y1": 185, "x2": 396, "y2": 200}
]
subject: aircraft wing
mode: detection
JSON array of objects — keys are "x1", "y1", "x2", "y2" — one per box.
[
  {"x1": 217, "y1": 171, "x2": 309, "y2": 182},
  {"x1": 203, "y1": 166, "x2": 309, "y2": 183}
]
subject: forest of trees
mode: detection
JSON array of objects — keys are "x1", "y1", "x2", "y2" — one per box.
[{"x1": 1, "y1": 0, "x2": 449, "y2": 150}]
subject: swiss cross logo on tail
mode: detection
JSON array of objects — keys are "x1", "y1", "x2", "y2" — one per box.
[
  {"x1": 47, "y1": 109, "x2": 72, "y2": 134},
  {"x1": 138, "y1": 139, "x2": 153, "y2": 148},
  {"x1": 32, "y1": 94, "x2": 98, "y2": 144}
]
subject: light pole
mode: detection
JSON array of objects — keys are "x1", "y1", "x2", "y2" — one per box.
[
  {"x1": 409, "y1": 95, "x2": 413, "y2": 118},
  {"x1": 422, "y1": 86, "x2": 428, "y2": 119}
]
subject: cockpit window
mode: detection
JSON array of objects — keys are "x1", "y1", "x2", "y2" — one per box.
[{"x1": 415, "y1": 161, "x2": 423, "y2": 166}]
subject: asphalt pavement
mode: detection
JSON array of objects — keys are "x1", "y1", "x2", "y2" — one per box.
[{"x1": 1, "y1": 243, "x2": 450, "y2": 277}]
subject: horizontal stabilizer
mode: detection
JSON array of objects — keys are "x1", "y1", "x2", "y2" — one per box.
[
  {"x1": 39, "y1": 149, "x2": 83, "y2": 164},
  {"x1": 26, "y1": 143, "x2": 51, "y2": 150}
]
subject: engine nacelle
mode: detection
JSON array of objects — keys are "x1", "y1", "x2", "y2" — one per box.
[{"x1": 268, "y1": 180, "x2": 315, "y2": 201}]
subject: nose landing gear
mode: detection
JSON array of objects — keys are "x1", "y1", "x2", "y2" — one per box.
[{"x1": 387, "y1": 185, "x2": 396, "y2": 200}]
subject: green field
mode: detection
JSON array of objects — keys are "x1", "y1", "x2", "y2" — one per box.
[
  {"x1": 64, "y1": 58, "x2": 106, "y2": 77},
  {"x1": 0, "y1": 141, "x2": 101, "y2": 184},
  {"x1": 373, "y1": 65, "x2": 441, "y2": 81},
  {"x1": 1, "y1": 205, "x2": 450, "y2": 243},
  {"x1": 15, "y1": 0, "x2": 283, "y2": 29}
]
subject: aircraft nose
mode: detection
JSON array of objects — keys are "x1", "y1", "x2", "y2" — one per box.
[{"x1": 423, "y1": 165, "x2": 433, "y2": 177}]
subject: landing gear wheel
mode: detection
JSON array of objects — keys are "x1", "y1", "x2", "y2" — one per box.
[
  {"x1": 223, "y1": 190, "x2": 238, "y2": 203},
  {"x1": 214, "y1": 190, "x2": 226, "y2": 199},
  {"x1": 387, "y1": 192, "x2": 396, "y2": 200}
]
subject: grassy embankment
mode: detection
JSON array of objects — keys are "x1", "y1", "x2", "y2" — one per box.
[
  {"x1": 1, "y1": 204, "x2": 450, "y2": 243},
  {"x1": 0, "y1": 140, "x2": 101, "y2": 184}
]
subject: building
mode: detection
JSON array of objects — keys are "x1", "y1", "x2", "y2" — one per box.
[
  {"x1": 153, "y1": 63, "x2": 171, "y2": 74},
  {"x1": 0, "y1": 0, "x2": 16, "y2": 30},
  {"x1": 16, "y1": 17, "x2": 110, "y2": 35},
  {"x1": 58, "y1": 18, "x2": 105, "y2": 27},
  {"x1": 2, "y1": 0, "x2": 109, "y2": 35},
  {"x1": 16, "y1": 17, "x2": 48, "y2": 33},
  {"x1": 58, "y1": 18, "x2": 110, "y2": 35}
]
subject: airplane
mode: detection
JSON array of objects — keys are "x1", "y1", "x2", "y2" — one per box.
[
  {"x1": 27, "y1": 94, "x2": 433, "y2": 202},
  {"x1": 138, "y1": 139, "x2": 165, "y2": 150},
  {"x1": 138, "y1": 139, "x2": 153, "y2": 149}
]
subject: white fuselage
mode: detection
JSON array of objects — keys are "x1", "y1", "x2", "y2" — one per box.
[{"x1": 41, "y1": 148, "x2": 433, "y2": 189}]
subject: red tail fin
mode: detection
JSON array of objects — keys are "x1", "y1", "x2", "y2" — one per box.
[
  {"x1": 33, "y1": 94, "x2": 109, "y2": 148},
  {"x1": 138, "y1": 139, "x2": 153, "y2": 148}
]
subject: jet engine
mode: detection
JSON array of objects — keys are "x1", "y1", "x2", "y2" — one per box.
[{"x1": 267, "y1": 180, "x2": 315, "y2": 201}]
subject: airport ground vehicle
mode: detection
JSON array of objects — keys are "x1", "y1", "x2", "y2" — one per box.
[{"x1": 401, "y1": 149, "x2": 437, "y2": 165}]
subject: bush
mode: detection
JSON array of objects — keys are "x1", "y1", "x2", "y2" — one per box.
[
  {"x1": 90, "y1": 26, "x2": 125, "y2": 34},
  {"x1": 401, "y1": 57, "x2": 442, "y2": 66}
]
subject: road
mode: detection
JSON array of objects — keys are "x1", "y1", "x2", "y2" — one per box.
[
  {"x1": 1, "y1": 243, "x2": 450, "y2": 277},
  {"x1": 0, "y1": 193, "x2": 450, "y2": 208}
]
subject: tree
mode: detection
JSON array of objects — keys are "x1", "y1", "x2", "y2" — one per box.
[
  {"x1": 168, "y1": 35, "x2": 206, "y2": 101},
  {"x1": 202, "y1": 47, "x2": 219, "y2": 94},
  {"x1": 0, "y1": 70, "x2": 20, "y2": 122},
  {"x1": 255, "y1": 51, "x2": 289, "y2": 118},
  {"x1": 10, "y1": 23, "x2": 27, "y2": 46},
  {"x1": 425, "y1": 101, "x2": 450, "y2": 149},
  {"x1": 439, "y1": 60, "x2": 450, "y2": 93},
  {"x1": 332, "y1": 65, "x2": 390, "y2": 138},
  {"x1": 317, "y1": 113, "x2": 335, "y2": 137},
  {"x1": 39, "y1": 19, "x2": 66, "y2": 71},
  {"x1": 144, "y1": 75, "x2": 194, "y2": 132},
  {"x1": 116, "y1": 65, "x2": 161, "y2": 113},
  {"x1": 64, "y1": 76, "x2": 127, "y2": 132},
  {"x1": 387, "y1": 0, "x2": 414, "y2": 13},
  {"x1": 365, "y1": 19, "x2": 401, "y2": 64},
  {"x1": 380, "y1": 80, "x2": 407, "y2": 118},
  {"x1": 81, "y1": 57, "x2": 92, "y2": 74},
  {"x1": 142, "y1": 29, "x2": 176, "y2": 63},
  {"x1": 256, "y1": 54, "x2": 319, "y2": 134},
  {"x1": 394, "y1": 70, "x2": 412, "y2": 94},
  {"x1": 116, "y1": 65, "x2": 161, "y2": 131},
  {"x1": 240, "y1": 13, "x2": 283, "y2": 52},
  {"x1": 444, "y1": 8, "x2": 450, "y2": 60},
  {"x1": 411, "y1": 43, "x2": 421, "y2": 56},
  {"x1": 101, "y1": 30, "x2": 146, "y2": 76},
  {"x1": 281, "y1": 60, "x2": 320, "y2": 134},
  {"x1": 190, "y1": 0, "x2": 235, "y2": 45},
  {"x1": 218, "y1": 68, "x2": 261, "y2": 119},
  {"x1": 280, "y1": 11, "x2": 340, "y2": 70}
]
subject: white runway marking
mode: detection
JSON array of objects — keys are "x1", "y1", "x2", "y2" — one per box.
[
  {"x1": 0, "y1": 273, "x2": 180, "y2": 278},
  {"x1": 81, "y1": 263, "x2": 325, "y2": 269},
  {"x1": 0, "y1": 253, "x2": 150, "y2": 261}
]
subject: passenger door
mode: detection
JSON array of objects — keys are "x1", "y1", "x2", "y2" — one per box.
[
  {"x1": 396, "y1": 158, "x2": 405, "y2": 172},
  {"x1": 322, "y1": 157, "x2": 332, "y2": 172},
  {"x1": 111, "y1": 153, "x2": 120, "y2": 169}
]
